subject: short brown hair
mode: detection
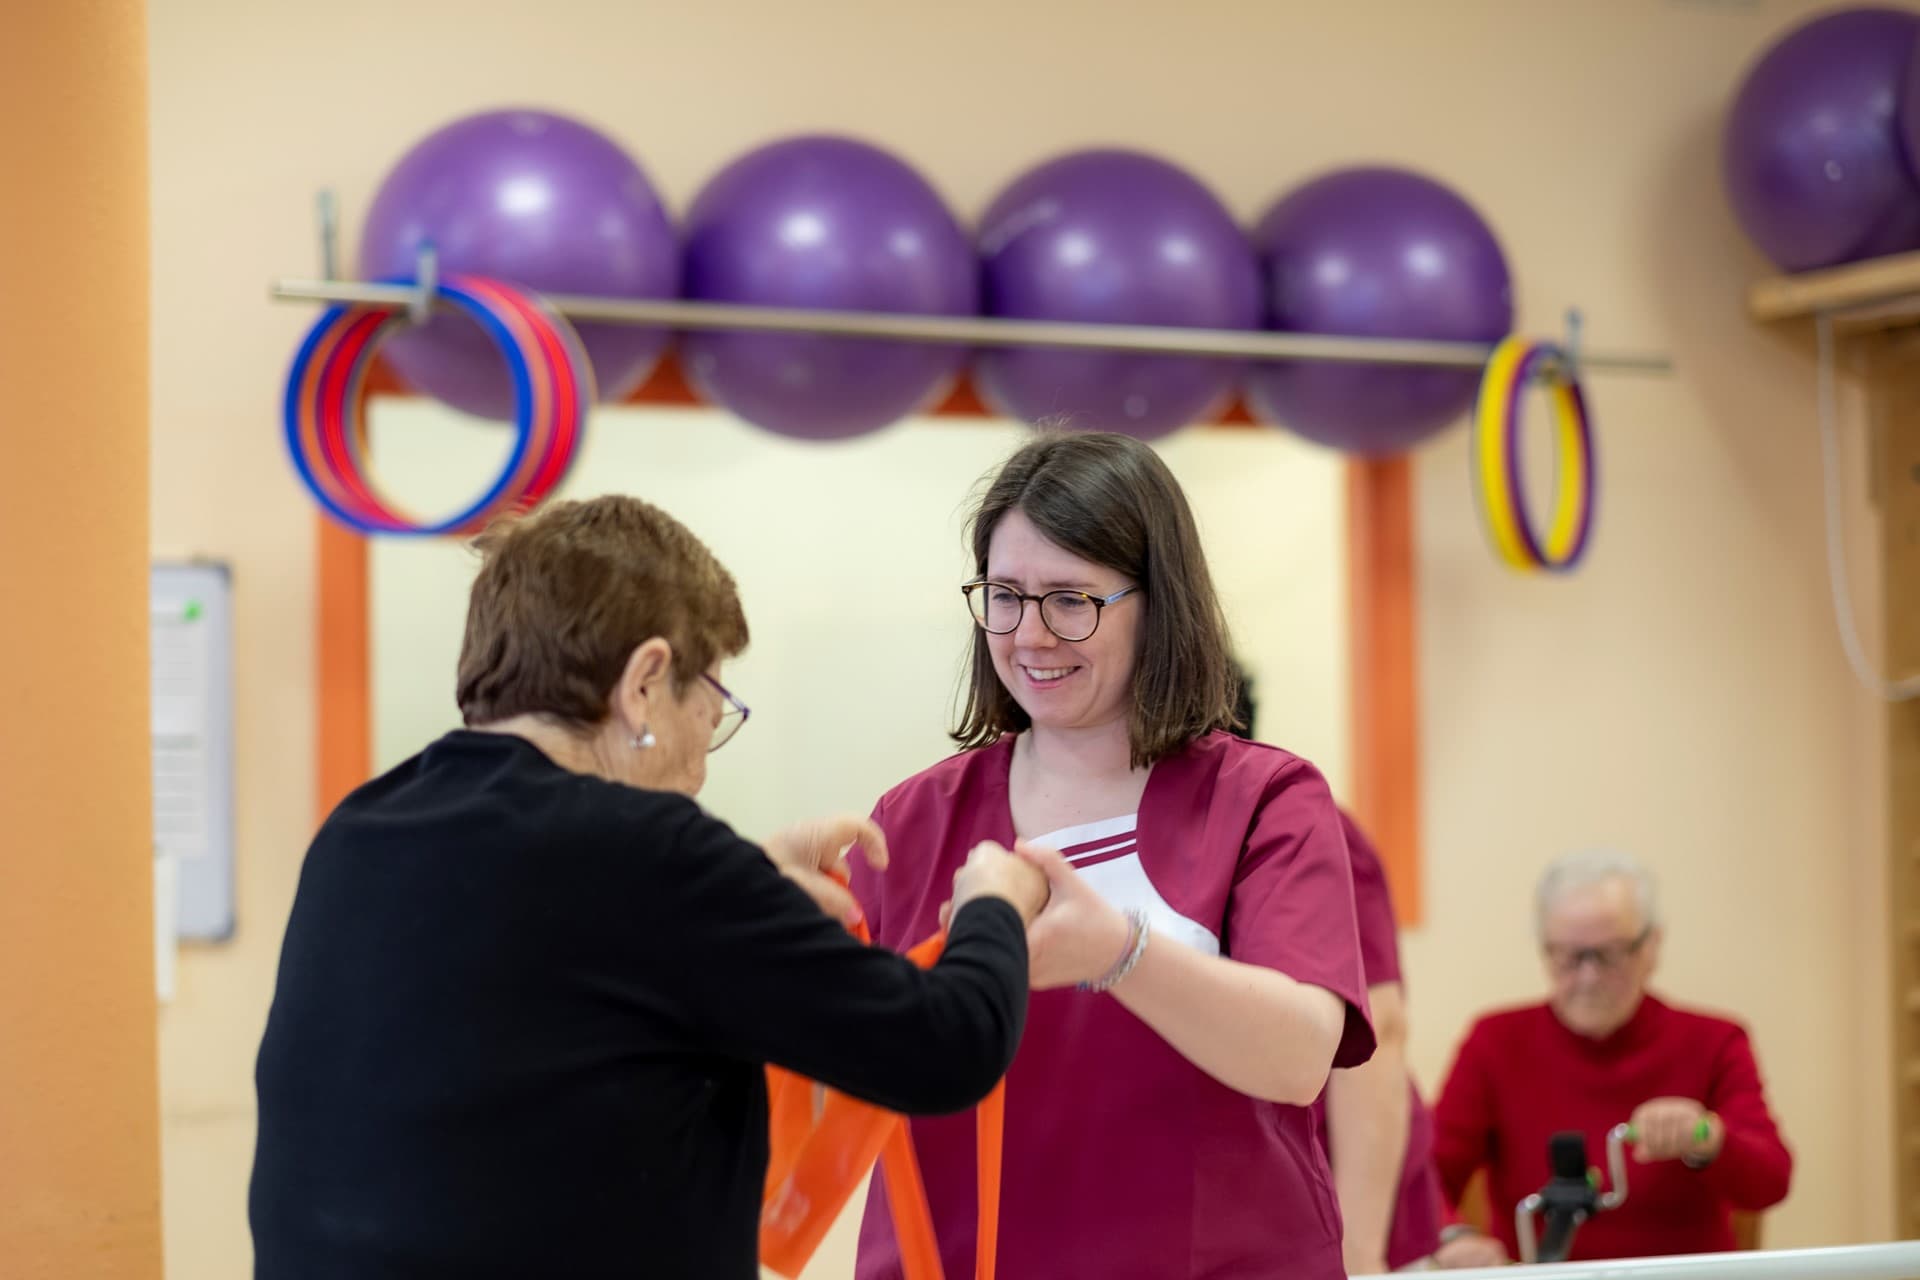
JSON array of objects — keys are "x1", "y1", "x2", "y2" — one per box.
[
  {"x1": 952, "y1": 431, "x2": 1237, "y2": 768},
  {"x1": 455, "y1": 495, "x2": 749, "y2": 728}
]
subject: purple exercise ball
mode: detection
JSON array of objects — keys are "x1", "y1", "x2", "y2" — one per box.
[
  {"x1": 973, "y1": 149, "x2": 1262, "y2": 440},
  {"x1": 1247, "y1": 166, "x2": 1512, "y2": 456},
  {"x1": 358, "y1": 108, "x2": 679, "y2": 421},
  {"x1": 680, "y1": 135, "x2": 976, "y2": 440},
  {"x1": 1724, "y1": 6, "x2": 1920, "y2": 273}
]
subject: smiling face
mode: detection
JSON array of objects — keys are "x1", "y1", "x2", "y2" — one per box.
[
  {"x1": 952, "y1": 432, "x2": 1240, "y2": 769},
  {"x1": 1540, "y1": 875, "x2": 1660, "y2": 1040},
  {"x1": 982, "y1": 508, "x2": 1142, "y2": 737}
]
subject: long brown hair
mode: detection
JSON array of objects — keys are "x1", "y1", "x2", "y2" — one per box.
[{"x1": 952, "y1": 431, "x2": 1237, "y2": 768}]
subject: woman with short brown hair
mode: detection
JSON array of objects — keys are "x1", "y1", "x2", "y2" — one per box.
[
  {"x1": 850, "y1": 431, "x2": 1377, "y2": 1280},
  {"x1": 250, "y1": 494, "x2": 1050, "y2": 1280}
]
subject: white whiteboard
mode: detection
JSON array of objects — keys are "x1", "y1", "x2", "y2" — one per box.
[{"x1": 151, "y1": 560, "x2": 236, "y2": 942}]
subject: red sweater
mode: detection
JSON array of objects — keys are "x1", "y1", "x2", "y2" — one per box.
[{"x1": 1431, "y1": 995, "x2": 1792, "y2": 1261}]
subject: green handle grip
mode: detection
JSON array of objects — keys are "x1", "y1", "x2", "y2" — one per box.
[{"x1": 1623, "y1": 1119, "x2": 1713, "y2": 1144}]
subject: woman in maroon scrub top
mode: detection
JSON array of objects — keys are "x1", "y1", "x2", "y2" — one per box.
[{"x1": 849, "y1": 432, "x2": 1377, "y2": 1280}]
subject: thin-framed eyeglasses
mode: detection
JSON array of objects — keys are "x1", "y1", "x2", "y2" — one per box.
[
  {"x1": 961, "y1": 579, "x2": 1139, "y2": 643},
  {"x1": 702, "y1": 673, "x2": 750, "y2": 752},
  {"x1": 1543, "y1": 927, "x2": 1652, "y2": 975}
]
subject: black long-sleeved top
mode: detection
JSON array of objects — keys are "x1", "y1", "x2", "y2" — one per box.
[{"x1": 249, "y1": 730, "x2": 1027, "y2": 1279}]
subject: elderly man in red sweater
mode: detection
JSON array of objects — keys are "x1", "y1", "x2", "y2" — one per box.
[{"x1": 1430, "y1": 849, "x2": 1792, "y2": 1266}]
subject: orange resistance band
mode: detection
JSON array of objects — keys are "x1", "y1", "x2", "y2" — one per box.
[{"x1": 760, "y1": 925, "x2": 1006, "y2": 1280}]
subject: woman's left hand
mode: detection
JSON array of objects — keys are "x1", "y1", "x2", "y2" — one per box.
[
  {"x1": 1010, "y1": 841, "x2": 1135, "y2": 991},
  {"x1": 763, "y1": 815, "x2": 888, "y2": 929}
]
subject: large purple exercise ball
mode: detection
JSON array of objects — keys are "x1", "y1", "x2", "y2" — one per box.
[
  {"x1": 359, "y1": 108, "x2": 679, "y2": 421},
  {"x1": 1247, "y1": 166, "x2": 1512, "y2": 455},
  {"x1": 1725, "y1": 7, "x2": 1920, "y2": 272},
  {"x1": 974, "y1": 149, "x2": 1262, "y2": 440},
  {"x1": 679, "y1": 135, "x2": 975, "y2": 440}
]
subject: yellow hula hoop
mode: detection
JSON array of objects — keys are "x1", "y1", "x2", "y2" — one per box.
[{"x1": 1471, "y1": 335, "x2": 1597, "y2": 573}]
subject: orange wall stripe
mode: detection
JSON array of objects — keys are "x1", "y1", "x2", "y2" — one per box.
[
  {"x1": 1347, "y1": 456, "x2": 1421, "y2": 925},
  {"x1": 316, "y1": 516, "x2": 371, "y2": 822}
]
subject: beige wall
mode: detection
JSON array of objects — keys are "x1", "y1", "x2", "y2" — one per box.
[{"x1": 149, "y1": 1, "x2": 1892, "y2": 1275}]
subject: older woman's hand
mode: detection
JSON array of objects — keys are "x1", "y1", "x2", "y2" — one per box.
[
  {"x1": 936, "y1": 840, "x2": 1128, "y2": 990},
  {"x1": 948, "y1": 841, "x2": 1050, "y2": 925},
  {"x1": 763, "y1": 815, "x2": 889, "y2": 929},
  {"x1": 1010, "y1": 841, "x2": 1134, "y2": 991}
]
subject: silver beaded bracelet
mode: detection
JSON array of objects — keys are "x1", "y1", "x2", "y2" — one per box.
[{"x1": 1081, "y1": 908, "x2": 1151, "y2": 993}]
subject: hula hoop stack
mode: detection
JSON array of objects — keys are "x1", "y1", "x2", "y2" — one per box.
[
  {"x1": 1471, "y1": 335, "x2": 1597, "y2": 574},
  {"x1": 283, "y1": 273, "x2": 592, "y2": 536}
]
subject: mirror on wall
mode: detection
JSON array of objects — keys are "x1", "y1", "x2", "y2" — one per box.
[{"x1": 365, "y1": 400, "x2": 1353, "y2": 839}]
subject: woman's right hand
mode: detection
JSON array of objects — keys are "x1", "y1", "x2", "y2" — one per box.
[{"x1": 948, "y1": 841, "x2": 1049, "y2": 925}]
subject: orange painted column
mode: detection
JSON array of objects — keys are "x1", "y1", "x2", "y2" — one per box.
[
  {"x1": 317, "y1": 518, "x2": 371, "y2": 819},
  {"x1": 1348, "y1": 457, "x2": 1422, "y2": 925},
  {"x1": 0, "y1": 4, "x2": 165, "y2": 1278}
]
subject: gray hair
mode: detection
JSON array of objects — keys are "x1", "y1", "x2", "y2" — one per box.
[{"x1": 1535, "y1": 848, "x2": 1660, "y2": 939}]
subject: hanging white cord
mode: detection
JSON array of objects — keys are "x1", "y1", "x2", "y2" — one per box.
[{"x1": 1816, "y1": 310, "x2": 1920, "y2": 701}]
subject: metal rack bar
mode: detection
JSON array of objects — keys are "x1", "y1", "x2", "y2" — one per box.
[{"x1": 267, "y1": 277, "x2": 1673, "y2": 374}]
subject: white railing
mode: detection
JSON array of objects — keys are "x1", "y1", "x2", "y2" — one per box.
[{"x1": 1389, "y1": 1242, "x2": 1920, "y2": 1280}]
